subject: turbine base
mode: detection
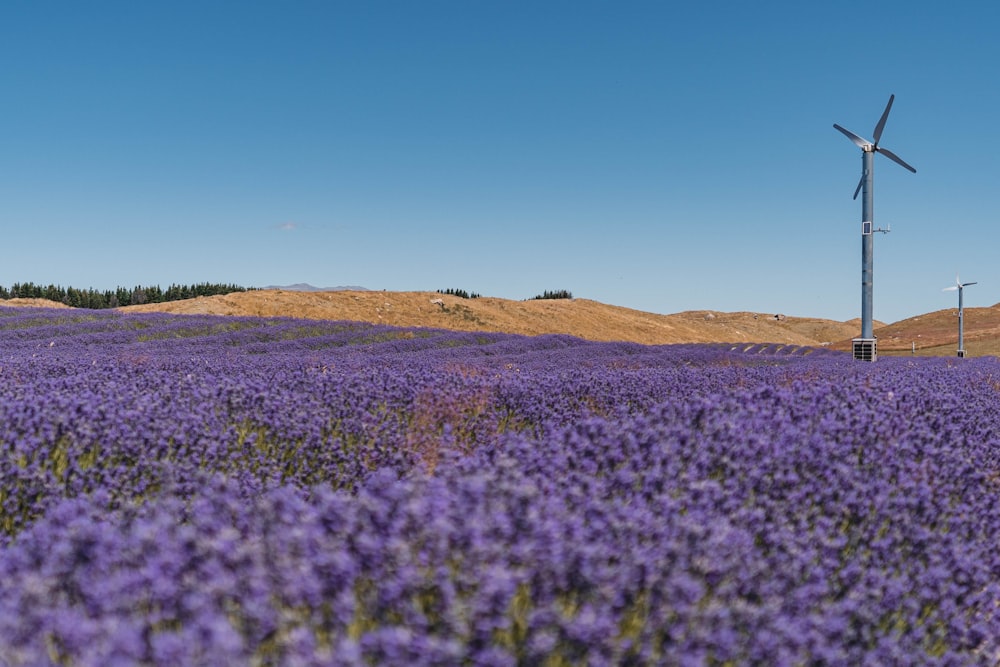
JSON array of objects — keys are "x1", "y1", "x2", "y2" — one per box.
[{"x1": 852, "y1": 338, "x2": 877, "y2": 362}]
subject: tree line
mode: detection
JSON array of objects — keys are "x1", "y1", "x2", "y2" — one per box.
[
  {"x1": 0, "y1": 282, "x2": 254, "y2": 309},
  {"x1": 530, "y1": 289, "x2": 573, "y2": 300},
  {"x1": 436, "y1": 288, "x2": 481, "y2": 299},
  {"x1": 438, "y1": 288, "x2": 574, "y2": 300}
]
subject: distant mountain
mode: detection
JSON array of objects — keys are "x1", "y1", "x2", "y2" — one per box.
[{"x1": 262, "y1": 283, "x2": 369, "y2": 292}]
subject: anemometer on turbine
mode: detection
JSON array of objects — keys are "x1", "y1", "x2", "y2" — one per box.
[{"x1": 834, "y1": 94, "x2": 916, "y2": 361}]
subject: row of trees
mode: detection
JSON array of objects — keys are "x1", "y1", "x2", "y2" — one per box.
[
  {"x1": 438, "y1": 289, "x2": 575, "y2": 301},
  {"x1": 530, "y1": 289, "x2": 573, "y2": 300},
  {"x1": 0, "y1": 282, "x2": 253, "y2": 309},
  {"x1": 436, "y1": 288, "x2": 482, "y2": 299}
]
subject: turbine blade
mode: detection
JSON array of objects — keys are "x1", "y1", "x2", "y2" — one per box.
[
  {"x1": 834, "y1": 124, "x2": 870, "y2": 149},
  {"x1": 963, "y1": 282, "x2": 978, "y2": 287},
  {"x1": 877, "y1": 147, "x2": 916, "y2": 173},
  {"x1": 873, "y1": 94, "x2": 895, "y2": 144},
  {"x1": 943, "y1": 286, "x2": 958, "y2": 291},
  {"x1": 853, "y1": 174, "x2": 864, "y2": 200}
]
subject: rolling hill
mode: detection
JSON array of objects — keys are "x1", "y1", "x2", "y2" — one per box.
[
  {"x1": 113, "y1": 290, "x2": 858, "y2": 346},
  {"x1": 5, "y1": 290, "x2": 999, "y2": 356}
]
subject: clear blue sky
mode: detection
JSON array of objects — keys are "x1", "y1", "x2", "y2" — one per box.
[{"x1": 2, "y1": 2, "x2": 998, "y2": 323}]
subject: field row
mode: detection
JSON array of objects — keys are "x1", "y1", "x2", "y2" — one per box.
[{"x1": 0, "y1": 308, "x2": 998, "y2": 664}]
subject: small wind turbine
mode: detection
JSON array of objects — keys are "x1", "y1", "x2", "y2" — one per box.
[
  {"x1": 943, "y1": 274, "x2": 977, "y2": 357},
  {"x1": 834, "y1": 94, "x2": 916, "y2": 361}
]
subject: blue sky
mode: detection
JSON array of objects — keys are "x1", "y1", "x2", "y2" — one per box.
[{"x1": 2, "y1": 2, "x2": 998, "y2": 323}]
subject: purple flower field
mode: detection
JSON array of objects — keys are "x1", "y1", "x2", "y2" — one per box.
[{"x1": 1, "y1": 307, "x2": 999, "y2": 665}]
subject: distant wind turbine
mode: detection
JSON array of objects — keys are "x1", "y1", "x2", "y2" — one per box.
[
  {"x1": 943, "y1": 275, "x2": 977, "y2": 357},
  {"x1": 834, "y1": 94, "x2": 916, "y2": 361}
]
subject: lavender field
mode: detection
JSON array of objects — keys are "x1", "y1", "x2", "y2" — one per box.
[{"x1": 1, "y1": 307, "x2": 999, "y2": 665}]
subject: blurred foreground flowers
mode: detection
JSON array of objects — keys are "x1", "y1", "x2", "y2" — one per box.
[{"x1": 0, "y1": 308, "x2": 998, "y2": 665}]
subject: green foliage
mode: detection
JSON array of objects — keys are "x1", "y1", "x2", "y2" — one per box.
[
  {"x1": 0, "y1": 282, "x2": 255, "y2": 309},
  {"x1": 436, "y1": 288, "x2": 481, "y2": 299},
  {"x1": 529, "y1": 289, "x2": 573, "y2": 300}
]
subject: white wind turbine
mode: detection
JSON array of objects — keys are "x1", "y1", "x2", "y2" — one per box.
[{"x1": 943, "y1": 274, "x2": 977, "y2": 357}]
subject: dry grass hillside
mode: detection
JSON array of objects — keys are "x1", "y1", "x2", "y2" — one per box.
[
  {"x1": 118, "y1": 290, "x2": 859, "y2": 347},
  {"x1": 6, "y1": 290, "x2": 999, "y2": 355},
  {"x1": 1, "y1": 298, "x2": 72, "y2": 309},
  {"x1": 863, "y1": 305, "x2": 1000, "y2": 357}
]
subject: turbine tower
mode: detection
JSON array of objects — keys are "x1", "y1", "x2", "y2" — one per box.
[
  {"x1": 834, "y1": 94, "x2": 916, "y2": 361},
  {"x1": 943, "y1": 275, "x2": 977, "y2": 357}
]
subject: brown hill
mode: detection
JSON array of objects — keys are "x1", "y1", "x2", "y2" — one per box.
[
  {"x1": 863, "y1": 305, "x2": 1000, "y2": 357},
  {"x1": 0, "y1": 298, "x2": 72, "y2": 309},
  {"x1": 6, "y1": 290, "x2": 997, "y2": 355},
  {"x1": 118, "y1": 290, "x2": 859, "y2": 347}
]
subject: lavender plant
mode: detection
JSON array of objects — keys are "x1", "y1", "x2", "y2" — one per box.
[{"x1": 0, "y1": 307, "x2": 998, "y2": 664}]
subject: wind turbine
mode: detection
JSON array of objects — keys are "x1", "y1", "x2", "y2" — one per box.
[
  {"x1": 834, "y1": 94, "x2": 916, "y2": 360},
  {"x1": 943, "y1": 275, "x2": 977, "y2": 357}
]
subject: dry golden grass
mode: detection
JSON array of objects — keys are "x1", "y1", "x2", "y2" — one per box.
[
  {"x1": 0, "y1": 298, "x2": 72, "y2": 309},
  {"x1": 7, "y1": 290, "x2": 999, "y2": 356},
  {"x1": 862, "y1": 305, "x2": 1000, "y2": 358},
  {"x1": 119, "y1": 290, "x2": 859, "y2": 346}
]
